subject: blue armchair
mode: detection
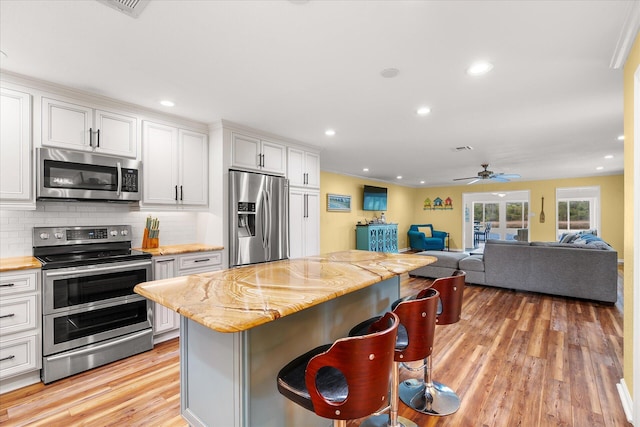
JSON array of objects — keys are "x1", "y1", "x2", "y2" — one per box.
[{"x1": 408, "y1": 224, "x2": 447, "y2": 251}]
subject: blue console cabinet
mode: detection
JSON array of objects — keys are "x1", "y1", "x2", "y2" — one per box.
[{"x1": 356, "y1": 224, "x2": 398, "y2": 253}]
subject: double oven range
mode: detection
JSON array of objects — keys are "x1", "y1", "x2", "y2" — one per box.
[{"x1": 33, "y1": 225, "x2": 153, "y2": 384}]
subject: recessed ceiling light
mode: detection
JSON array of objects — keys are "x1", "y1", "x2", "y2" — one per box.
[
  {"x1": 396, "y1": 176, "x2": 403, "y2": 180},
  {"x1": 160, "y1": 100, "x2": 175, "y2": 107},
  {"x1": 596, "y1": 166, "x2": 604, "y2": 171},
  {"x1": 363, "y1": 168, "x2": 369, "y2": 172},
  {"x1": 420, "y1": 180, "x2": 425, "y2": 184},
  {"x1": 604, "y1": 154, "x2": 614, "y2": 159},
  {"x1": 325, "y1": 129, "x2": 336, "y2": 136},
  {"x1": 617, "y1": 135, "x2": 624, "y2": 141},
  {"x1": 466, "y1": 61, "x2": 494, "y2": 76},
  {"x1": 380, "y1": 68, "x2": 399, "y2": 78},
  {"x1": 416, "y1": 106, "x2": 431, "y2": 116}
]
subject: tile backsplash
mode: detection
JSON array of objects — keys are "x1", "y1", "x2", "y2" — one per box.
[{"x1": 0, "y1": 202, "x2": 199, "y2": 258}]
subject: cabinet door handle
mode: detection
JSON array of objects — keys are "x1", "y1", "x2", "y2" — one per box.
[
  {"x1": 261, "y1": 153, "x2": 265, "y2": 167},
  {"x1": 175, "y1": 185, "x2": 178, "y2": 201},
  {"x1": 0, "y1": 283, "x2": 15, "y2": 288},
  {"x1": 304, "y1": 194, "x2": 308, "y2": 218},
  {"x1": 156, "y1": 259, "x2": 174, "y2": 264},
  {"x1": 180, "y1": 185, "x2": 183, "y2": 201},
  {"x1": 0, "y1": 313, "x2": 15, "y2": 319},
  {"x1": 96, "y1": 129, "x2": 100, "y2": 148},
  {"x1": 89, "y1": 127, "x2": 93, "y2": 147},
  {"x1": 193, "y1": 258, "x2": 211, "y2": 263},
  {"x1": 0, "y1": 355, "x2": 15, "y2": 362}
]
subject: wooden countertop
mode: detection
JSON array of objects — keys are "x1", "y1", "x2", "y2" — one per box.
[
  {"x1": 0, "y1": 256, "x2": 41, "y2": 272},
  {"x1": 135, "y1": 243, "x2": 224, "y2": 257},
  {"x1": 134, "y1": 250, "x2": 436, "y2": 333}
]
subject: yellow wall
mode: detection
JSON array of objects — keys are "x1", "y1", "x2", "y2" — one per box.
[
  {"x1": 321, "y1": 172, "x2": 624, "y2": 255},
  {"x1": 623, "y1": 32, "x2": 639, "y2": 397},
  {"x1": 320, "y1": 172, "x2": 416, "y2": 253}
]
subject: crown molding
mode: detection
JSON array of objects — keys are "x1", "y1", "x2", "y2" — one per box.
[{"x1": 610, "y1": 0, "x2": 640, "y2": 69}]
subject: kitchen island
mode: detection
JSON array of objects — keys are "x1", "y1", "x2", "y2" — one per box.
[{"x1": 134, "y1": 250, "x2": 436, "y2": 427}]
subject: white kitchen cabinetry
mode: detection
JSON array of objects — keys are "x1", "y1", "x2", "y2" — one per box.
[
  {"x1": 0, "y1": 87, "x2": 33, "y2": 208},
  {"x1": 0, "y1": 270, "x2": 42, "y2": 394},
  {"x1": 231, "y1": 132, "x2": 286, "y2": 175},
  {"x1": 152, "y1": 251, "x2": 222, "y2": 343},
  {"x1": 142, "y1": 121, "x2": 208, "y2": 208},
  {"x1": 41, "y1": 97, "x2": 138, "y2": 158},
  {"x1": 152, "y1": 256, "x2": 179, "y2": 341},
  {"x1": 289, "y1": 189, "x2": 320, "y2": 259},
  {"x1": 287, "y1": 147, "x2": 320, "y2": 189}
]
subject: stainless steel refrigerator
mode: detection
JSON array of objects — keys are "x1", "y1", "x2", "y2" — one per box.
[{"x1": 229, "y1": 170, "x2": 290, "y2": 267}]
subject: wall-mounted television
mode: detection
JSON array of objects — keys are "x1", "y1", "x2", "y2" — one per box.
[{"x1": 363, "y1": 185, "x2": 387, "y2": 211}]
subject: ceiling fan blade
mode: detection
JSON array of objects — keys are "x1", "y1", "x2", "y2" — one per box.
[
  {"x1": 491, "y1": 176, "x2": 510, "y2": 183},
  {"x1": 494, "y1": 173, "x2": 521, "y2": 179},
  {"x1": 453, "y1": 176, "x2": 478, "y2": 181},
  {"x1": 466, "y1": 178, "x2": 481, "y2": 185}
]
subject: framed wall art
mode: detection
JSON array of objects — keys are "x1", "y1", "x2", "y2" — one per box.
[{"x1": 327, "y1": 193, "x2": 351, "y2": 212}]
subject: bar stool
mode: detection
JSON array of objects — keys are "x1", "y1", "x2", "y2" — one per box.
[
  {"x1": 348, "y1": 287, "x2": 440, "y2": 427},
  {"x1": 398, "y1": 270, "x2": 466, "y2": 416},
  {"x1": 277, "y1": 312, "x2": 399, "y2": 427}
]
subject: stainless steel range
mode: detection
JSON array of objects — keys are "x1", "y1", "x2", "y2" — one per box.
[{"x1": 33, "y1": 225, "x2": 153, "y2": 384}]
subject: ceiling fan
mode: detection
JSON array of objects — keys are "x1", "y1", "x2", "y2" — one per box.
[{"x1": 454, "y1": 163, "x2": 521, "y2": 184}]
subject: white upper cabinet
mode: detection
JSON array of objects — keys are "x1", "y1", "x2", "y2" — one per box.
[
  {"x1": 287, "y1": 147, "x2": 319, "y2": 189},
  {"x1": 142, "y1": 121, "x2": 208, "y2": 208},
  {"x1": 179, "y1": 129, "x2": 208, "y2": 206},
  {"x1": 0, "y1": 87, "x2": 33, "y2": 206},
  {"x1": 42, "y1": 97, "x2": 138, "y2": 158},
  {"x1": 231, "y1": 132, "x2": 286, "y2": 175}
]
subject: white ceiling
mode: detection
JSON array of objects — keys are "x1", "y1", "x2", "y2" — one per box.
[{"x1": 0, "y1": 0, "x2": 634, "y2": 187}]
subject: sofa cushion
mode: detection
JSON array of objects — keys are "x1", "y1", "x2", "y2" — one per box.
[
  {"x1": 416, "y1": 251, "x2": 467, "y2": 268},
  {"x1": 459, "y1": 255, "x2": 484, "y2": 272},
  {"x1": 417, "y1": 226, "x2": 432, "y2": 237}
]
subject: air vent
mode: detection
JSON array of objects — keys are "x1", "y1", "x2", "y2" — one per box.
[
  {"x1": 96, "y1": 0, "x2": 150, "y2": 18},
  {"x1": 453, "y1": 146, "x2": 474, "y2": 152}
]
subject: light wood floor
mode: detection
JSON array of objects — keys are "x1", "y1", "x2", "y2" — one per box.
[{"x1": 0, "y1": 271, "x2": 629, "y2": 427}]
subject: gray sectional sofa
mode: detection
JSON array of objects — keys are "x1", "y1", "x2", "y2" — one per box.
[{"x1": 410, "y1": 239, "x2": 618, "y2": 303}]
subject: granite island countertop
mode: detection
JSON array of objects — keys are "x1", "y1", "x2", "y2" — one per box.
[{"x1": 134, "y1": 250, "x2": 436, "y2": 333}]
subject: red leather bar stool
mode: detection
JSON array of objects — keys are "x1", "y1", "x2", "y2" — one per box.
[
  {"x1": 349, "y1": 287, "x2": 440, "y2": 427},
  {"x1": 277, "y1": 312, "x2": 399, "y2": 427},
  {"x1": 398, "y1": 270, "x2": 466, "y2": 416}
]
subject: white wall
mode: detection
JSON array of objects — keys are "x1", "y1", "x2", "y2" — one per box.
[{"x1": 0, "y1": 202, "x2": 199, "y2": 257}]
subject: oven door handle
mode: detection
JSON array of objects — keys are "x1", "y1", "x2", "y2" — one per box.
[
  {"x1": 44, "y1": 261, "x2": 151, "y2": 277},
  {"x1": 45, "y1": 329, "x2": 151, "y2": 361}
]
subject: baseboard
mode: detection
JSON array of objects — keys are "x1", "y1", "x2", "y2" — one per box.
[{"x1": 616, "y1": 378, "x2": 634, "y2": 423}]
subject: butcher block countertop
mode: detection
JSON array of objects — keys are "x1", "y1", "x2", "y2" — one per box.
[
  {"x1": 0, "y1": 256, "x2": 42, "y2": 272},
  {"x1": 134, "y1": 250, "x2": 436, "y2": 333},
  {"x1": 135, "y1": 243, "x2": 224, "y2": 257}
]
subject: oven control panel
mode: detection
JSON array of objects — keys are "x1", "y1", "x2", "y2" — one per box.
[{"x1": 33, "y1": 225, "x2": 133, "y2": 246}]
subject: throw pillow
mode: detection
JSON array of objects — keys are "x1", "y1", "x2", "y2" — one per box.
[
  {"x1": 559, "y1": 233, "x2": 578, "y2": 243},
  {"x1": 417, "y1": 226, "x2": 432, "y2": 237}
]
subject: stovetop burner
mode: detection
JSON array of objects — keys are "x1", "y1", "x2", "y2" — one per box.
[{"x1": 33, "y1": 225, "x2": 151, "y2": 269}]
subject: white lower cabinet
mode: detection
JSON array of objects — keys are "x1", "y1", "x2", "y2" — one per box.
[
  {"x1": 151, "y1": 251, "x2": 222, "y2": 343},
  {"x1": 0, "y1": 270, "x2": 42, "y2": 394}
]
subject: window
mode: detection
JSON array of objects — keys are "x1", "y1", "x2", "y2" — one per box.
[
  {"x1": 473, "y1": 202, "x2": 499, "y2": 227},
  {"x1": 556, "y1": 186, "x2": 600, "y2": 238},
  {"x1": 506, "y1": 202, "x2": 529, "y2": 229}
]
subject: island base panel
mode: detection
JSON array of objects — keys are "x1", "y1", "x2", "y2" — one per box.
[{"x1": 181, "y1": 276, "x2": 400, "y2": 426}]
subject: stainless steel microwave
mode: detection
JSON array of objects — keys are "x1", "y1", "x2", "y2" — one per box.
[{"x1": 37, "y1": 148, "x2": 141, "y2": 202}]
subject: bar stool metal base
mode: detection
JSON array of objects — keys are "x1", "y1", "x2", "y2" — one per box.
[
  {"x1": 398, "y1": 378, "x2": 461, "y2": 416},
  {"x1": 360, "y1": 414, "x2": 418, "y2": 427}
]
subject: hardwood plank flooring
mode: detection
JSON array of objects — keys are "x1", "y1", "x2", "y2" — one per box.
[{"x1": 0, "y1": 270, "x2": 629, "y2": 426}]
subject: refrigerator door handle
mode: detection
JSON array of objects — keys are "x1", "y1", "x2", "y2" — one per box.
[
  {"x1": 264, "y1": 189, "x2": 271, "y2": 249},
  {"x1": 260, "y1": 190, "x2": 268, "y2": 249}
]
